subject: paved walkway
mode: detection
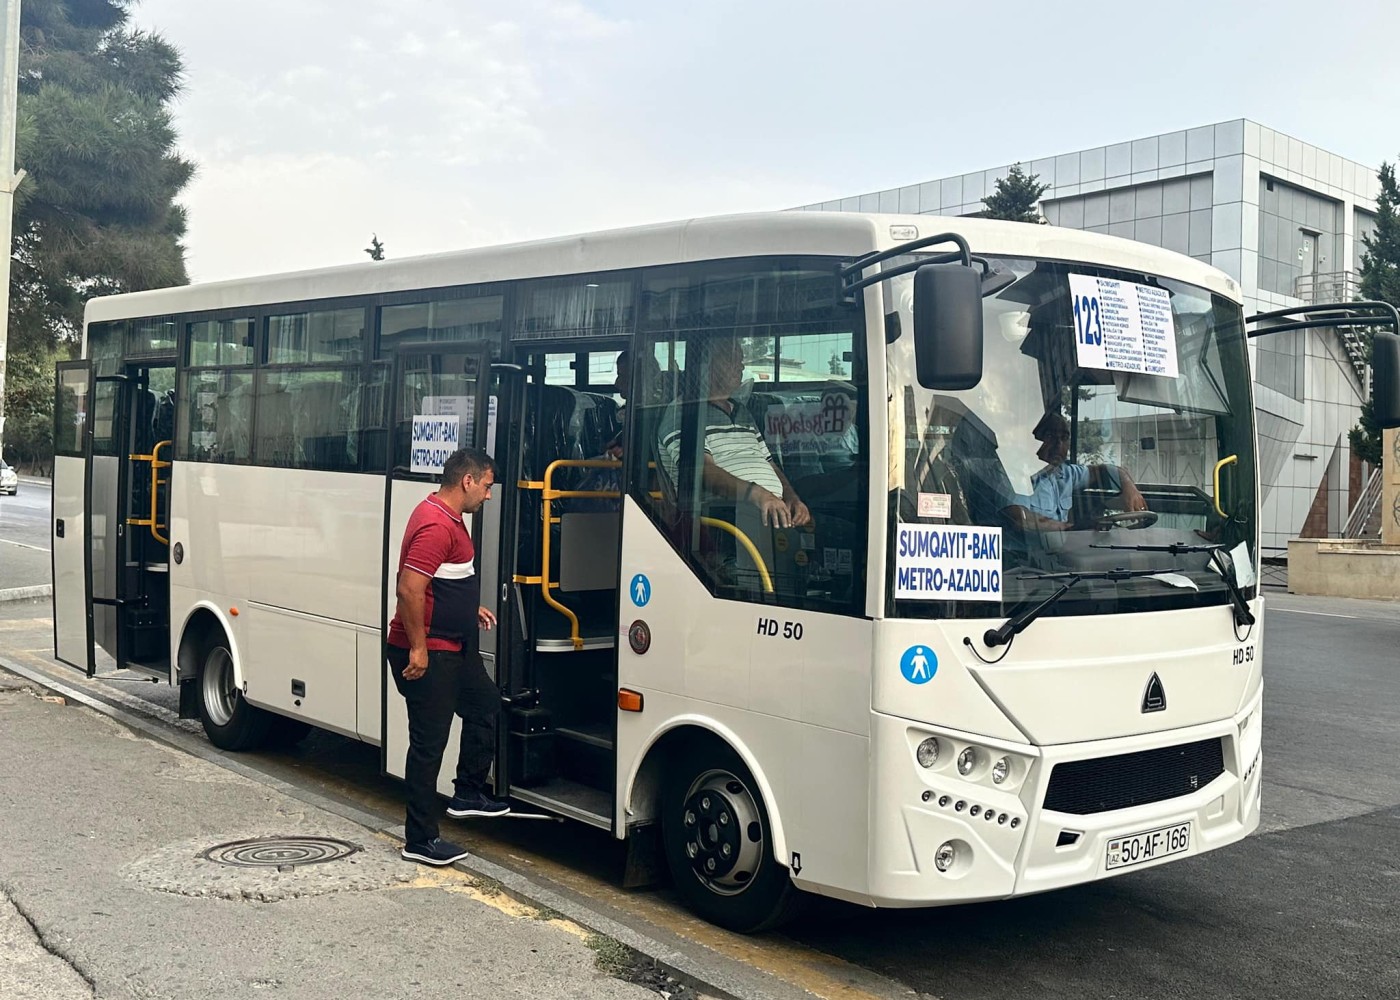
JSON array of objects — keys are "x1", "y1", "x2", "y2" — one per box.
[{"x1": 0, "y1": 668, "x2": 657, "y2": 1000}]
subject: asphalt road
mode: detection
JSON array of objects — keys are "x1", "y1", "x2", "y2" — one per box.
[
  {"x1": 3, "y1": 591, "x2": 1397, "y2": 999},
  {"x1": 0, "y1": 476, "x2": 52, "y2": 592}
]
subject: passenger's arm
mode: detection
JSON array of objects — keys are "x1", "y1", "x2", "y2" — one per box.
[
  {"x1": 770, "y1": 463, "x2": 811, "y2": 527},
  {"x1": 698, "y1": 454, "x2": 793, "y2": 527}
]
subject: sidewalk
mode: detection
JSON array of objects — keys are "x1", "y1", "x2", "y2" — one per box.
[{"x1": 0, "y1": 668, "x2": 666, "y2": 1000}]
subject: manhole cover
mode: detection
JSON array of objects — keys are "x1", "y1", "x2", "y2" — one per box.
[{"x1": 201, "y1": 836, "x2": 361, "y2": 869}]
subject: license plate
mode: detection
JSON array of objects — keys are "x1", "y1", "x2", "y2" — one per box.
[{"x1": 1105, "y1": 821, "x2": 1191, "y2": 870}]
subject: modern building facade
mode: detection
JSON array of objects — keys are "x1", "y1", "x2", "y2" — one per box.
[{"x1": 796, "y1": 119, "x2": 1382, "y2": 553}]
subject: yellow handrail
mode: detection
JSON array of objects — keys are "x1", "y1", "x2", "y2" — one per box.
[
  {"x1": 126, "y1": 440, "x2": 172, "y2": 545},
  {"x1": 514, "y1": 458, "x2": 622, "y2": 651},
  {"x1": 1212, "y1": 454, "x2": 1238, "y2": 518},
  {"x1": 700, "y1": 517, "x2": 775, "y2": 593}
]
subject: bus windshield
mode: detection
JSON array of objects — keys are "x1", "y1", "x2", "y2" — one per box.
[{"x1": 887, "y1": 256, "x2": 1257, "y2": 621}]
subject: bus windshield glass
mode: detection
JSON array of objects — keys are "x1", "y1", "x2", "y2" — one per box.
[{"x1": 887, "y1": 256, "x2": 1257, "y2": 621}]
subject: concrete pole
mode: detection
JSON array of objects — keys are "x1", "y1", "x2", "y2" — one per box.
[{"x1": 0, "y1": 0, "x2": 23, "y2": 456}]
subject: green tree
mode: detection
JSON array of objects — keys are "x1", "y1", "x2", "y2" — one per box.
[
  {"x1": 1350, "y1": 160, "x2": 1400, "y2": 467},
  {"x1": 2, "y1": 0, "x2": 193, "y2": 465},
  {"x1": 364, "y1": 233, "x2": 385, "y2": 261},
  {"x1": 980, "y1": 163, "x2": 1049, "y2": 223}
]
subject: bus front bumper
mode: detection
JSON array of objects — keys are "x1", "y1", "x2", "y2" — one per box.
[{"x1": 861, "y1": 704, "x2": 1262, "y2": 907}]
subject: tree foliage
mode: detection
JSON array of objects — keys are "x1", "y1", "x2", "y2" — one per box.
[
  {"x1": 980, "y1": 163, "x2": 1049, "y2": 223},
  {"x1": 364, "y1": 233, "x2": 385, "y2": 261},
  {"x1": 1350, "y1": 160, "x2": 1400, "y2": 468},
  {"x1": 2, "y1": 0, "x2": 193, "y2": 465}
]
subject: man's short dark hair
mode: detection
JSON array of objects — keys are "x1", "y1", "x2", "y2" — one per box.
[{"x1": 442, "y1": 447, "x2": 497, "y2": 485}]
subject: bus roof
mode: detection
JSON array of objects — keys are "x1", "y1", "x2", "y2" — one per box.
[{"x1": 85, "y1": 211, "x2": 1240, "y2": 324}]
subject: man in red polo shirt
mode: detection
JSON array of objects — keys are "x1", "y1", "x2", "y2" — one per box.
[{"x1": 388, "y1": 446, "x2": 509, "y2": 866}]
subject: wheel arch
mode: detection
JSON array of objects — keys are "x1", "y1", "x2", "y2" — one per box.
[
  {"x1": 176, "y1": 603, "x2": 241, "y2": 688},
  {"x1": 624, "y1": 717, "x2": 789, "y2": 868}
]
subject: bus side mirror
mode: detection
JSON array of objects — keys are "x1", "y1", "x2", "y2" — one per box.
[
  {"x1": 913, "y1": 263, "x2": 983, "y2": 390},
  {"x1": 1373, "y1": 331, "x2": 1400, "y2": 430}
]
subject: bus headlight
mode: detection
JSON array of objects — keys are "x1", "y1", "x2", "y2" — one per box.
[
  {"x1": 916, "y1": 738, "x2": 941, "y2": 768},
  {"x1": 991, "y1": 756, "x2": 1010, "y2": 784},
  {"x1": 957, "y1": 747, "x2": 977, "y2": 776},
  {"x1": 934, "y1": 841, "x2": 957, "y2": 872}
]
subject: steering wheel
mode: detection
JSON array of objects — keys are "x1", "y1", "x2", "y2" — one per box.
[{"x1": 1096, "y1": 509, "x2": 1159, "y2": 531}]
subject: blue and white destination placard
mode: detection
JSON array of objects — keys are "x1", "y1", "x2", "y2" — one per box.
[
  {"x1": 410, "y1": 414, "x2": 460, "y2": 473},
  {"x1": 895, "y1": 525, "x2": 1002, "y2": 602},
  {"x1": 1067, "y1": 274, "x2": 1178, "y2": 378}
]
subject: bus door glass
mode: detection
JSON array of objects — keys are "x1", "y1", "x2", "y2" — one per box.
[
  {"x1": 380, "y1": 345, "x2": 492, "y2": 788},
  {"x1": 87, "y1": 371, "x2": 129, "y2": 674},
  {"x1": 52, "y1": 361, "x2": 92, "y2": 673}
]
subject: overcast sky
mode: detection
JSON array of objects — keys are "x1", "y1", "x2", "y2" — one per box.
[{"x1": 131, "y1": 0, "x2": 1400, "y2": 284}]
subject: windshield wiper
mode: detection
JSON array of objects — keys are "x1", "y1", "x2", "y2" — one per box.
[
  {"x1": 1091, "y1": 541, "x2": 1221, "y2": 555},
  {"x1": 1090, "y1": 541, "x2": 1255, "y2": 627},
  {"x1": 982, "y1": 568, "x2": 1166, "y2": 647}
]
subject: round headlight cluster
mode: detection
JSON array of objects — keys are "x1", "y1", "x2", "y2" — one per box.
[
  {"x1": 991, "y1": 756, "x2": 1011, "y2": 784},
  {"x1": 916, "y1": 737, "x2": 940, "y2": 768},
  {"x1": 957, "y1": 747, "x2": 978, "y2": 776}
]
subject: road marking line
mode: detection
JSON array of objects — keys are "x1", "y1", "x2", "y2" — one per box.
[
  {"x1": 0, "y1": 538, "x2": 50, "y2": 553},
  {"x1": 1271, "y1": 608, "x2": 1387, "y2": 621}
]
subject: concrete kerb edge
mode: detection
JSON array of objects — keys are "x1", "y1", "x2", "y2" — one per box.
[
  {"x1": 0, "y1": 655, "x2": 789, "y2": 1000},
  {"x1": 0, "y1": 585, "x2": 52, "y2": 603}
]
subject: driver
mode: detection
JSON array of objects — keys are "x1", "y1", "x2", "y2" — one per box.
[{"x1": 1003, "y1": 411, "x2": 1147, "y2": 531}]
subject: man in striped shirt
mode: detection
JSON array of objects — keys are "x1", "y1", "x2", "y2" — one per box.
[
  {"x1": 659, "y1": 336, "x2": 810, "y2": 529},
  {"x1": 388, "y1": 447, "x2": 509, "y2": 867}
]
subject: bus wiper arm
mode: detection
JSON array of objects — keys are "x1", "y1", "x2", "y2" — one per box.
[
  {"x1": 1090, "y1": 541, "x2": 1222, "y2": 555},
  {"x1": 1207, "y1": 549, "x2": 1256, "y2": 628},
  {"x1": 982, "y1": 568, "x2": 1165, "y2": 648},
  {"x1": 1088, "y1": 541, "x2": 1255, "y2": 627}
]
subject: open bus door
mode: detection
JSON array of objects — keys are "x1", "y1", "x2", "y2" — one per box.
[
  {"x1": 52, "y1": 361, "x2": 175, "y2": 678},
  {"x1": 381, "y1": 344, "x2": 496, "y2": 792},
  {"x1": 52, "y1": 362, "x2": 92, "y2": 672}
]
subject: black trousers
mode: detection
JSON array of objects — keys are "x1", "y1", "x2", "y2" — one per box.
[{"x1": 387, "y1": 643, "x2": 498, "y2": 845}]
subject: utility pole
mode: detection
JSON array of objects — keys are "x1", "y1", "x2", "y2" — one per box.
[{"x1": 0, "y1": 0, "x2": 23, "y2": 455}]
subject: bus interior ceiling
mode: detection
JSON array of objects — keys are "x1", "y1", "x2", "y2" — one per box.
[{"x1": 506, "y1": 349, "x2": 624, "y2": 817}]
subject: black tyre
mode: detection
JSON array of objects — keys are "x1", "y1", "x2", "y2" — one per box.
[
  {"x1": 661, "y1": 740, "x2": 802, "y2": 933},
  {"x1": 198, "y1": 636, "x2": 272, "y2": 751}
]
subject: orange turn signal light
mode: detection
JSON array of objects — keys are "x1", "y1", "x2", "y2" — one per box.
[
  {"x1": 617, "y1": 688, "x2": 644, "y2": 713},
  {"x1": 229, "y1": 607, "x2": 240, "y2": 617}
]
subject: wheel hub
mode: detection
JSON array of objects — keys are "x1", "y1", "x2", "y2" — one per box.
[{"x1": 680, "y1": 770, "x2": 763, "y2": 895}]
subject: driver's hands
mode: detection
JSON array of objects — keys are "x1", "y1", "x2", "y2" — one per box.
[{"x1": 1122, "y1": 484, "x2": 1148, "y2": 512}]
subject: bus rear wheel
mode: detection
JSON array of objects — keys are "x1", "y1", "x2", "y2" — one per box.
[
  {"x1": 198, "y1": 637, "x2": 271, "y2": 751},
  {"x1": 660, "y1": 741, "x2": 801, "y2": 933}
]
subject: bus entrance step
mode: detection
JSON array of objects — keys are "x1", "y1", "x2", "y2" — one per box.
[{"x1": 553, "y1": 724, "x2": 612, "y2": 788}]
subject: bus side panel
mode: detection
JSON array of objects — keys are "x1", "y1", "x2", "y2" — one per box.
[{"x1": 616, "y1": 497, "x2": 874, "y2": 901}]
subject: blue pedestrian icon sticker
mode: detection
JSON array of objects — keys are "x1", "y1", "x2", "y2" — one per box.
[
  {"x1": 900, "y1": 645, "x2": 937, "y2": 684},
  {"x1": 630, "y1": 574, "x2": 652, "y2": 607}
]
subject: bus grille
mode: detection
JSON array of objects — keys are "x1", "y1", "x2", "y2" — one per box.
[{"x1": 1043, "y1": 738, "x2": 1226, "y2": 815}]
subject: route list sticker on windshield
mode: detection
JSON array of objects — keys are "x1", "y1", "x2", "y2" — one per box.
[
  {"x1": 1068, "y1": 274, "x2": 1179, "y2": 378},
  {"x1": 895, "y1": 525, "x2": 1002, "y2": 602}
]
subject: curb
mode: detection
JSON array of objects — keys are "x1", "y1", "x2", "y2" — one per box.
[
  {"x1": 0, "y1": 654, "x2": 813, "y2": 1000},
  {"x1": 0, "y1": 585, "x2": 51, "y2": 603}
]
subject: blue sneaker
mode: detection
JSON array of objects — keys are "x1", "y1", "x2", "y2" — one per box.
[
  {"x1": 400, "y1": 837, "x2": 470, "y2": 866},
  {"x1": 447, "y1": 790, "x2": 510, "y2": 819}
]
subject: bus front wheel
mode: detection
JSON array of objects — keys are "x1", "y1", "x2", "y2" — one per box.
[
  {"x1": 660, "y1": 741, "x2": 801, "y2": 933},
  {"x1": 198, "y1": 637, "x2": 271, "y2": 751}
]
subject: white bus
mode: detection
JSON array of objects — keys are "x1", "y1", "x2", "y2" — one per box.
[{"x1": 50, "y1": 212, "x2": 1400, "y2": 932}]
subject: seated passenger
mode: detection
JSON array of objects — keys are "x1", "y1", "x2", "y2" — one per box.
[
  {"x1": 659, "y1": 336, "x2": 811, "y2": 529},
  {"x1": 605, "y1": 349, "x2": 663, "y2": 459},
  {"x1": 1002, "y1": 411, "x2": 1147, "y2": 531}
]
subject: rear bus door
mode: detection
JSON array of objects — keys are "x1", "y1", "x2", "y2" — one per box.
[
  {"x1": 52, "y1": 362, "x2": 92, "y2": 672},
  {"x1": 380, "y1": 345, "x2": 494, "y2": 787}
]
